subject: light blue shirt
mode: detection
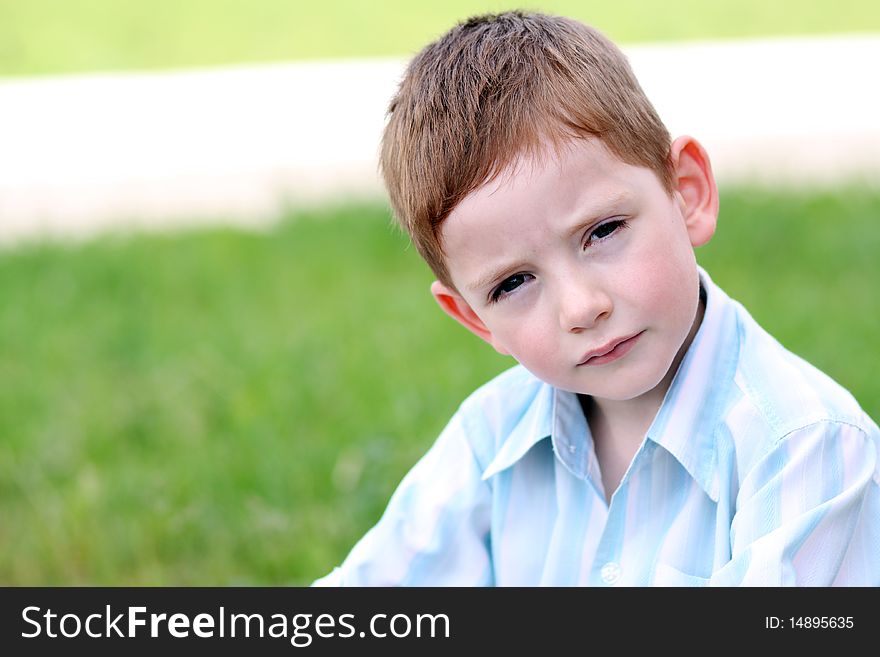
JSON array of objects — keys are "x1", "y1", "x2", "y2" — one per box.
[{"x1": 314, "y1": 268, "x2": 880, "y2": 586}]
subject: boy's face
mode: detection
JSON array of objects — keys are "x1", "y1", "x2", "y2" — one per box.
[{"x1": 431, "y1": 136, "x2": 718, "y2": 403}]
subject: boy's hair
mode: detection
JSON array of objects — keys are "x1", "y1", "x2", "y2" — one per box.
[{"x1": 380, "y1": 11, "x2": 674, "y2": 289}]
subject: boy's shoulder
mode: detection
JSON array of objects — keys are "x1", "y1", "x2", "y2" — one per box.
[
  {"x1": 711, "y1": 282, "x2": 878, "y2": 477},
  {"x1": 730, "y1": 294, "x2": 874, "y2": 436}
]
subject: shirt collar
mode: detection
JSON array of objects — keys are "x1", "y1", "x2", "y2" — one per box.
[
  {"x1": 481, "y1": 267, "x2": 739, "y2": 503},
  {"x1": 481, "y1": 381, "x2": 554, "y2": 481}
]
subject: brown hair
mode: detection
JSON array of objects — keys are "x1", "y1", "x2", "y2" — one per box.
[{"x1": 380, "y1": 11, "x2": 673, "y2": 288}]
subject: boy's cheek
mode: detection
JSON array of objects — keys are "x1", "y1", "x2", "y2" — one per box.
[
  {"x1": 631, "y1": 240, "x2": 698, "y2": 310},
  {"x1": 499, "y1": 330, "x2": 557, "y2": 369}
]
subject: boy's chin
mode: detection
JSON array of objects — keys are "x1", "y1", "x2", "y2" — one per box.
[{"x1": 565, "y1": 368, "x2": 672, "y2": 402}]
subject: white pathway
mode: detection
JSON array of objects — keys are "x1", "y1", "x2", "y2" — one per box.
[{"x1": 1, "y1": 36, "x2": 878, "y2": 245}]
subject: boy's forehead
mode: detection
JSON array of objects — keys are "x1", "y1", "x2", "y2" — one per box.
[{"x1": 445, "y1": 138, "x2": 644, "y2": 237}]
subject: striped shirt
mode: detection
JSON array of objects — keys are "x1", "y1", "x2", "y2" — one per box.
[{"x1": 313, "y1": 268, "x2": 880, "y2": 586}]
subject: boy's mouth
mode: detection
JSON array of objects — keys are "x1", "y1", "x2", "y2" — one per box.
[{"x1": 577, "y1": 331, "x2": 645, "y2": 366}]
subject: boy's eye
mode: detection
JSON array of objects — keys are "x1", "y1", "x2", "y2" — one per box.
[
  {"x1": 586, "y1": 218, "x2": 627, "y2": 246},
  {"x1": 490, "y1": 273, "x2": 532, "y2": 302}
]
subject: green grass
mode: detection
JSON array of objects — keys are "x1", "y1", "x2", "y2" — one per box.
[
  {"x1": 1, "y1": 0, "x2": 878, "y2": 76},
  {"x1": 0, "y1": 187, "x2": 878, "y2": 584}
]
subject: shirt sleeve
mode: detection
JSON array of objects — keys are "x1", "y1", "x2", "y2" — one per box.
[
  {"x1": 708, "y1": 418, "x2": 880, "y2": 586},
  {"x1": 311, "y1": 408, "x2": 494, "y2": 586}
]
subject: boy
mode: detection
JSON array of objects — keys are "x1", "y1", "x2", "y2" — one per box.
[{"x1": 313, "y1": 11, "x2": 879, "y2": 586}]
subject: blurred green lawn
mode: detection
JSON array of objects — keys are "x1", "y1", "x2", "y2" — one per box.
[
  {"x1": 1, "y1": 0, "x2": 879, "y2": 75},
  {"x1": 1, "y1": 187, "x2": 877, "y2": 584}
]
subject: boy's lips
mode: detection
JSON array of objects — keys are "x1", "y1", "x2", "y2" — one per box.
[{"x1": 577, "y1": 331, "x2": 645, "y2": 366}]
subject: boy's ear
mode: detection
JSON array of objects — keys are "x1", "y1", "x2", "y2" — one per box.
[
  {"x1": 669, "y1": 135, "x2": 718, "y2": 247},
  {"x1": 430, "y1": 281, "x2": 510, "y2": 355}
]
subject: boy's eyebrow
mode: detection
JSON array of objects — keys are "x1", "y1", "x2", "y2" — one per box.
[{"x1": 468, "y1": 262, "x2": 527, "y2": 295}]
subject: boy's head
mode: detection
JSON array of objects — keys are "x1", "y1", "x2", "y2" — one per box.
[
  {"x1": 381, "y1": 11, "x2": 719, "y2": 402},
  {"x1": 381, "y1": 11, "x2": 675, "y2": 289}
]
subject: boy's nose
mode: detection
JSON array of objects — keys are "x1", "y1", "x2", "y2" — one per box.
[{"x1": 558, "y1": 281, "x2": 613, "y2": 333}]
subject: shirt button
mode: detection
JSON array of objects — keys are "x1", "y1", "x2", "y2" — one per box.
[
  {"x1": 600, "y1": 562, "x2": 621, "y2": 585},
  {"x1": 568, "y1": 444, "x2": 576, "y2": 453}
]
